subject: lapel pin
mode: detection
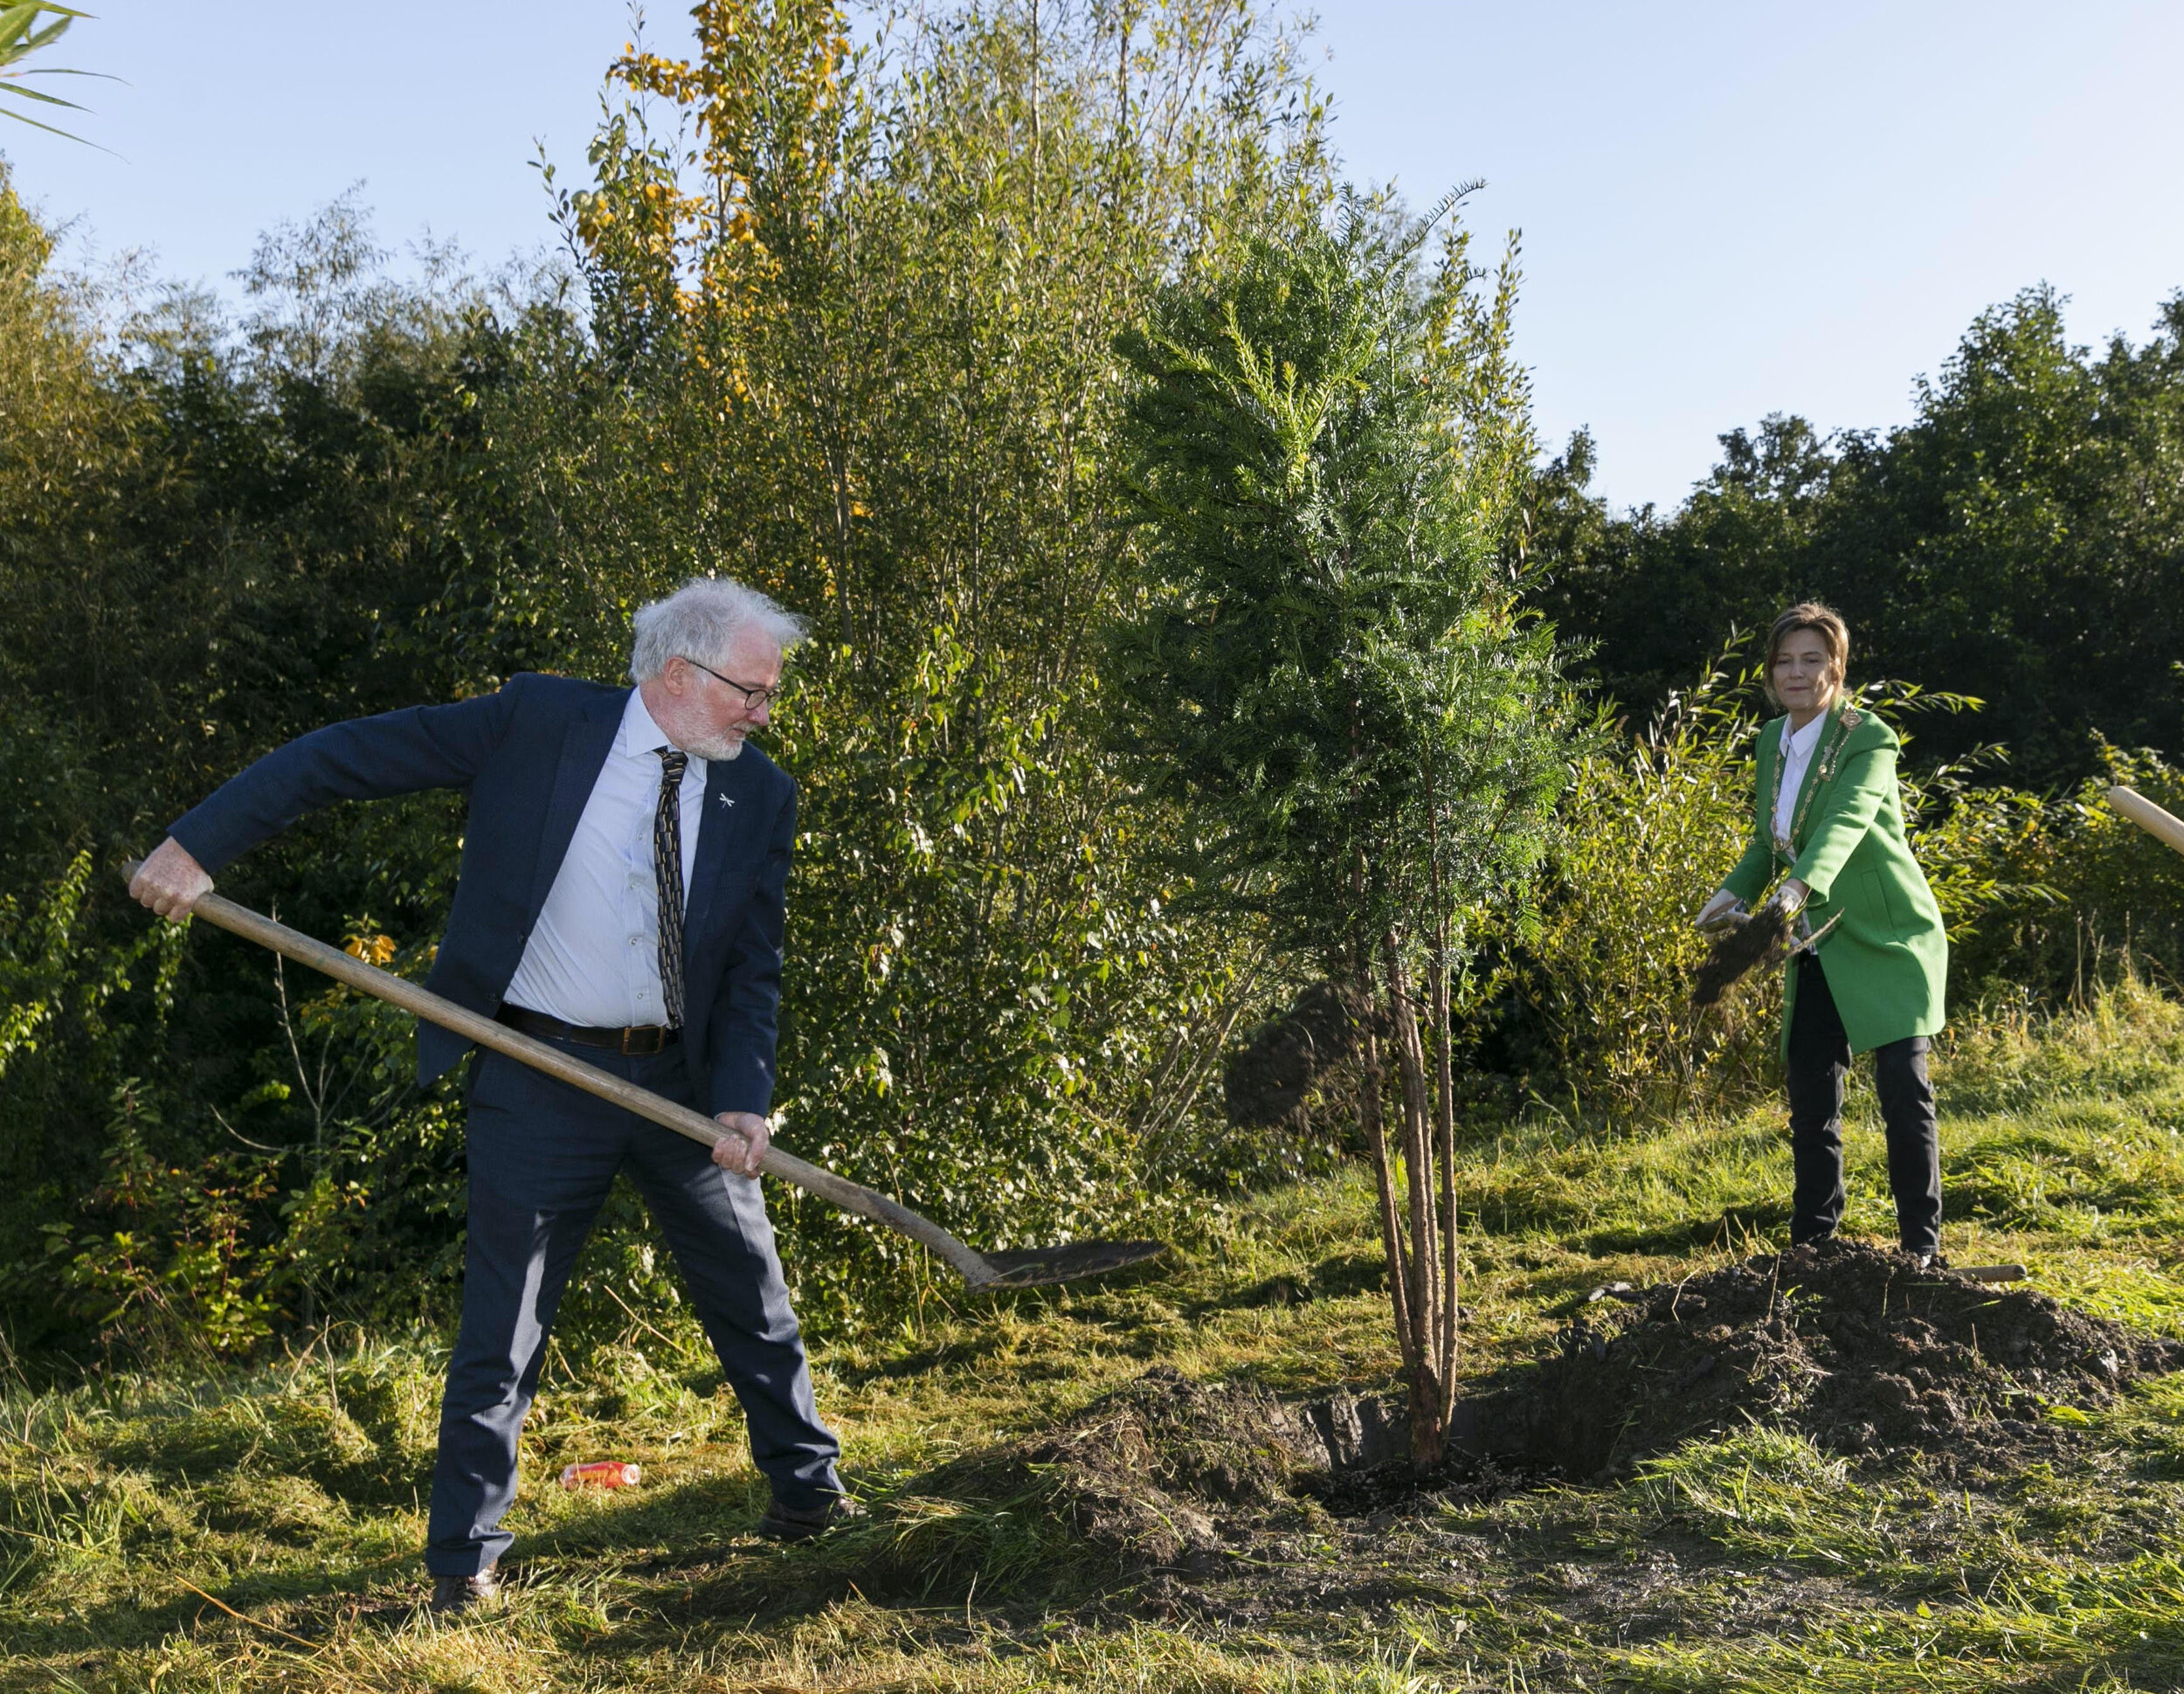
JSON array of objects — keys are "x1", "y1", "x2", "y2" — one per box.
[{"x1": 718, "y1": 793, "x2": 735, "y2": 808}]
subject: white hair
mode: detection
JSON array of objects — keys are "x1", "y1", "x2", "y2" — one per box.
[{"x1": 629, "y1": 577, "x2": 808, "y2": 682}]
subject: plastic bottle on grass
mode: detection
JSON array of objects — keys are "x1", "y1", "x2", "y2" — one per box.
[{"x1": 560, "y1": 1461, "x2": 642, "y2": 1490}]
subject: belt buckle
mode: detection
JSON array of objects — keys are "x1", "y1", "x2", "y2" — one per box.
[{"x1": 620, "y1": 1026, "x2": 665, "y2": 1057}]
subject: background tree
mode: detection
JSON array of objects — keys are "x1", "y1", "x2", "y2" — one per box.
[
  {"x1": 485, "y1": 0, "x2": 1339, "y2": 1322},
  {"x1": 1523, "y1": 415, "x2": 1834, "y2": 710},
  {"x1": 0, "y1": 170, "x2": 532, "y2": 1345},
  {"x1": 1109, "y1": 204, "x2": 1572, "y2": 1466},
  {"x1": 0, "y1": 0, "x2": 1344, "y2": 1352},
  {"x1": 1531, "y1": 287, "x2": 2184, "y2": 788}
]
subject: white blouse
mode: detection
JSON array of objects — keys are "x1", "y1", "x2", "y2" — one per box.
[{"x1": 1773, "y1": 712, "x2": 1828, "y2": 848}]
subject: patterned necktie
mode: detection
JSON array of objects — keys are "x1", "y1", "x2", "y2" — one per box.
[{"x1": 653, "y1": 748, "x2": 689, "y2": 1027}]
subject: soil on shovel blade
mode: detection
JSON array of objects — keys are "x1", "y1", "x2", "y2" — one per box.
[{"x1": 858, "y1": 1240, "x2": 2184, "y2": 1628}]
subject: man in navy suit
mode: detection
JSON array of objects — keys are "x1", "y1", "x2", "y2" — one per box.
[{"x1": 130, "y1": 577, "x2": 854, "y2": 1611}]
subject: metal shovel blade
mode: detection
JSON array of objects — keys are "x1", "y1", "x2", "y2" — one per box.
[
  {"x1": 124, "y1": 863, "x2": 1168, "y2": 1292},
  {"x1": 980, "y1": 1241, "x2": 1168, "y2": 1288}
]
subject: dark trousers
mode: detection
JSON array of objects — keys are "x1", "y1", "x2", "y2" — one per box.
[
  {"x1": 425, "y1": 1040, "x2": 842, "y2": 1577},
  {"x1": 1787, "y1": 952, "x2": 1942, "y2": 1255}
]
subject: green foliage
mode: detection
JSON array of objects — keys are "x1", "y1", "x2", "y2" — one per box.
[
  {"x1": 1531, "y1": 286, "x2": 2184, "y2": 785},
  {"x1": 0, "y1": 2, "x2": 106, "y2": 144},
  {"x1": 1109, "y1": 204, "x2": 1563, "y2": 957},
  {"x1": 1494, "y1": 643, "x2": 2151, "y2": 1109},
  {"x1": 0, "y1": 156, "x2": 519, "y2": 1348},
  {"x1": 485, "y1": 0, "x2": 1339, "y2": 1327},
  {"x1": 1936, "y1": 746, "x2": 2184, "y2": 1005},
  {"x1": 0, "y1": 850, "x2": 186, "y2": 1322},
  {"x1": 0, "y1": 849, "x2": 100, "y2": 1082},
  {"x1": 45, "y1": 1081, "x2": 280, "y2": 1359},
  {"x1": 0, "y1": 6, "x2": 1337, "y2": 1354},
  {"x1": 1512, "y1": 660, "x2": 1766, "y2": 1102},
  {"x1": 1108, "y1": 202, "x2": 1573, "y2": 1456}
]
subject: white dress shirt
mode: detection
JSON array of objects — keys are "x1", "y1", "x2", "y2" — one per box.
[
  {"x1": 1773, "y1": 710, "x2": 1828, "y2": 848},
  {"x1": 505, "y1": 689, "x2": 707, "y2": 1027}
]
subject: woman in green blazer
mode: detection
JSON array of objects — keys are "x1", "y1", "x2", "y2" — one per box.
[{"x1": 1697, "y1": 603, "x2": 1949, "y2": 1261}]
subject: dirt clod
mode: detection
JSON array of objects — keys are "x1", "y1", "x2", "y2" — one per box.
[
  {"x1": 925, "y1": 1366, "x2": 1389, "y2": 1572},
  {"x1": 1691, "y1": 902, "x2": 1794, "y2": 1008}
]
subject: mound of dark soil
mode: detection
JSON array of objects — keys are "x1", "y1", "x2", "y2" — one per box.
[
  {"x1": 925, "y1": 1366, "x2": 1407, "y2": 1572},
  {"x1": 1475, "y1": 1238, "x2": 2184, "y2": 1478},
  {"x1": 876, "y1": 1241, "x2": 2184, "y2": 1617}
]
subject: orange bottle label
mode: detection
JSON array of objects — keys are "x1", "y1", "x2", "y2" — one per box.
[{"x1": 560, "y1": 1461, "x2": 642, "y2": 1490}]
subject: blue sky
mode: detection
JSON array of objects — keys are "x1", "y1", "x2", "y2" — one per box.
[{"x1": 10, "y1": 1, "x2": 2181, "y2": 509}]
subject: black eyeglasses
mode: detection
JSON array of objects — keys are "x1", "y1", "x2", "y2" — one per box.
[{"x1": 680, "y1": 656, "x2": 782, "y2": 711}]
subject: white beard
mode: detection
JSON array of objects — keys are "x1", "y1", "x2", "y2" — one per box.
[{"x1": 679, "y1": 729, "x2": 746, "y2": 762}]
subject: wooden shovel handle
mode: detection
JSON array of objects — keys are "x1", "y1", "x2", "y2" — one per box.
[
  {"x1": 128, "y1": 868, "x2": 1003, "y2": 1289},
  {"x1": 2107, "y1": 786, "x2": 2184, "y2": 859}
]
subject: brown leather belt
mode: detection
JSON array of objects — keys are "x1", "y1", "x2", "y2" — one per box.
[{"x1": 495, "y1": 1004, "x2": 681, "y2": 1056}]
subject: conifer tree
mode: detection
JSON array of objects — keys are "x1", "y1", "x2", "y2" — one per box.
[{"x1": 1110, "y1": 205, "x2": 1572, "y2": 1465}]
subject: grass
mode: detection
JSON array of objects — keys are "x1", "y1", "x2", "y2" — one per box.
[{"x1": 9, "y1": 978, "x2": 2184, "y2": 1691}]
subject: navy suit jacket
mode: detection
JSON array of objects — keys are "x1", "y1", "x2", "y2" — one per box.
[{"x1": 167, "y1": 672, "x2": 795, "y2": 1117}]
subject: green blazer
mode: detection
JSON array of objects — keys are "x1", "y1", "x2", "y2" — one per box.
[{"x1": 1721, "y1": 698, "x2": 1947, "y2": 1056}]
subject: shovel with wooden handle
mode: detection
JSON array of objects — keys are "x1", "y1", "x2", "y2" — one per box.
[
  {"x1": 126, "y1": 866, "x2": 1164, "y2": 1291},
  {"x1": 2106, "y1": 786, "x2": 2184, "y2": 858}
]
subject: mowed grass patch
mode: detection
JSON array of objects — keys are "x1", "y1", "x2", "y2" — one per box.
[{"x1": 6, "y1": 982, "x2": 2184, "y2": 1690}]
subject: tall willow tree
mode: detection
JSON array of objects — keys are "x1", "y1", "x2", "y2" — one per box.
[
  {"x1": 1109, "y1": 207, "x2": 1571, "y2": 1465},
  {"x1": 472, "y1": 0, "x2": 1335, "y2": 1322}
]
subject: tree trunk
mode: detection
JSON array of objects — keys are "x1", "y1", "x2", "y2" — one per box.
[
  {"x1": 1385, "y1": 936, "x2": 1444, "y2": 1469},
  {"x1": 1422, "y1": 752, "x2": 1462, "y2": 1392},
  {"x1": 1428, "y1": 948, "x2": 1460, "y2": 1389},
  {"x1": 1354, "y1": 975, "x2": 1415, "y2": 1381}
]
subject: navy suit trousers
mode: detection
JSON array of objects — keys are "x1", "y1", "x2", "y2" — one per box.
[{"x1": 425, "y1": 1039, "x2": 842, "y2": 1576}]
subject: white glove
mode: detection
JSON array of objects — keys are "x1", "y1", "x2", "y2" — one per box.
[{"x1": 1695, "y1": 889, "x2": 1745, "y2": 932}]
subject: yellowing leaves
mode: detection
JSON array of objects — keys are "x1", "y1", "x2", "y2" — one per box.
[{"x1": 595, "y1": 0, "x2": 856, "y2": 310}]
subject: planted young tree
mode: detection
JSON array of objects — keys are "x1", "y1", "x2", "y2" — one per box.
[{"x1": 1109, "y1": 205, "x2": 1572, "y2": 1466}]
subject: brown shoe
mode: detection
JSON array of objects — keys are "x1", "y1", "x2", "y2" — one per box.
[
  {"x1": 757, "y1": 1494, "x2": 867, "y2": 1542},
  {"x1": 430, "y1": 1567, "x2": 501, "y2": 1613}
]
